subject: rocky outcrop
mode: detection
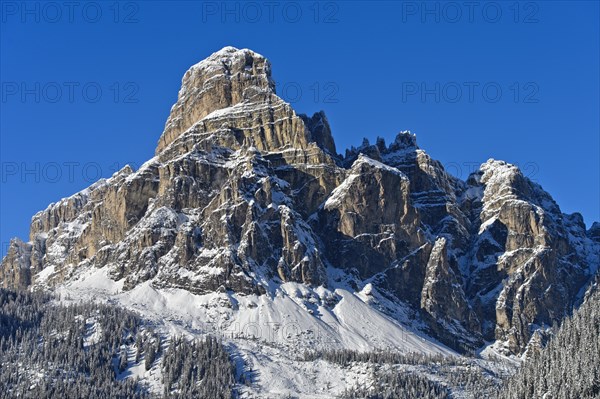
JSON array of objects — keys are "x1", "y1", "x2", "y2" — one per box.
[
  {"x1": 0, "y1": 239, "x2": 32, "y2": 289},
  {"x1": 318, "y1": 154, "x2": 423, "y2": 278},
  {"x1": 461, "y1": 160, "x2": 597, "y2": 352},
  {"x1": 157, "y1": 46, "x2": 275, "y2": 154},
  {"x1": 2, "y1": 47, "x2": 598, "y2": 355},
  {"x1": 421, "y1": 237, "x2": 481, "y2": 349}
]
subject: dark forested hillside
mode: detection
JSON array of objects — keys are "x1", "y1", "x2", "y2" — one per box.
[
  {"x1": 162, "y1": 335, "x2": 234, "y2": 398},
  {"x1": 496, "y1": 290, "x2": 600, "y2": 399},
  {"x1": 0, "y1": 289, "x2": 147, "y2": 398},
  {"x1": 0, "y1": 289, "x2": 235, "y2": 399}
]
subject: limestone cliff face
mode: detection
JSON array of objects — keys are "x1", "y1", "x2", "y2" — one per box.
[
  {"x1": 2, "y1": 47, "x2": 598, "y2": 355},
  {"x1": 0, "y1": 239, "x2": 32, "y2": 289},
  {"x1": 155, "y1": 46, "x2": 318, "y2": 162},
  {"x1": 157, "y1": 46, "x2": 276, "y2": 154},
  {"x1": 421, "y1": 237, "x2": 481, "y2": 349},
  {"x1": 318, "y1": 154, "x2": 423, "y2": 278},
  {"x1": 461, "y1": 160, "x2": 598, "y2": 353}
]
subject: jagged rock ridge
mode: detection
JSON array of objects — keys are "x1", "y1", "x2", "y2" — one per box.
[{"x1": 2, "y1": 47, "x2": 598, "y2": 355}]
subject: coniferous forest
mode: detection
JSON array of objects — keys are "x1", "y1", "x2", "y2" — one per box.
[
  {"x1": 495, "y1": 290, "x2": 600, "y2": 399},
  {"x1": 0, "y1": 289, "x2": 234, "y2": 399}
]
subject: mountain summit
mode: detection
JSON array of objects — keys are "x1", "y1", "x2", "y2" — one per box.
[{"x1": 2, "y1": 47, "x2": 598, "y2": 357}]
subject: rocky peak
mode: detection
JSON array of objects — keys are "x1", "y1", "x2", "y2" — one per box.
[
  {"x1": 344, "y1": 131, "x2": 418, "y2": 166},
  {"x1": 588, "y1": 221, "x2": 600, "y2": 242},
  {"x1": 156, "y1": 47, "x2": 276, "y2": 154},
  {"x1": 299, "y1": 111, "x2": 337, "y2": 156},
  {"x1": 153, "y1": 47, "x2": 337, "y2": 166},
  {"x1": 389, "y1": 131, "x2": 418, "y2": 152}
]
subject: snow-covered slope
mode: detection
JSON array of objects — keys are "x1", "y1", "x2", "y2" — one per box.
[{"x1": 53, "y1": 263, "x2": 454, "y2": 398}]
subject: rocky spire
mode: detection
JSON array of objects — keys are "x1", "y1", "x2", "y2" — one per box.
[{"x1": 156, "y1": 47, "x2": 276, "y2": 154}]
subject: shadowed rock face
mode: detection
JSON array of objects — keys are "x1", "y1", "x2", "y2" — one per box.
[{"x1": 2, "y1": 47, "x2": 598, "y2": 355}]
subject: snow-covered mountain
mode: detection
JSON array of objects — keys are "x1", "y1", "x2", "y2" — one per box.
[{"x1": 2, "y1": 46, "x2": 598, "y2": 397}]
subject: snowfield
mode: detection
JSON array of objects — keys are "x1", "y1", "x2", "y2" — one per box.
[{"x1": 53, "y1": 264, "x2": 460, "y2": 398}]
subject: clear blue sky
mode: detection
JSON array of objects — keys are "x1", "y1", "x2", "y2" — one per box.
[{"x1": 1, "y1": 1, "x2": 599, "y2": 256}]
